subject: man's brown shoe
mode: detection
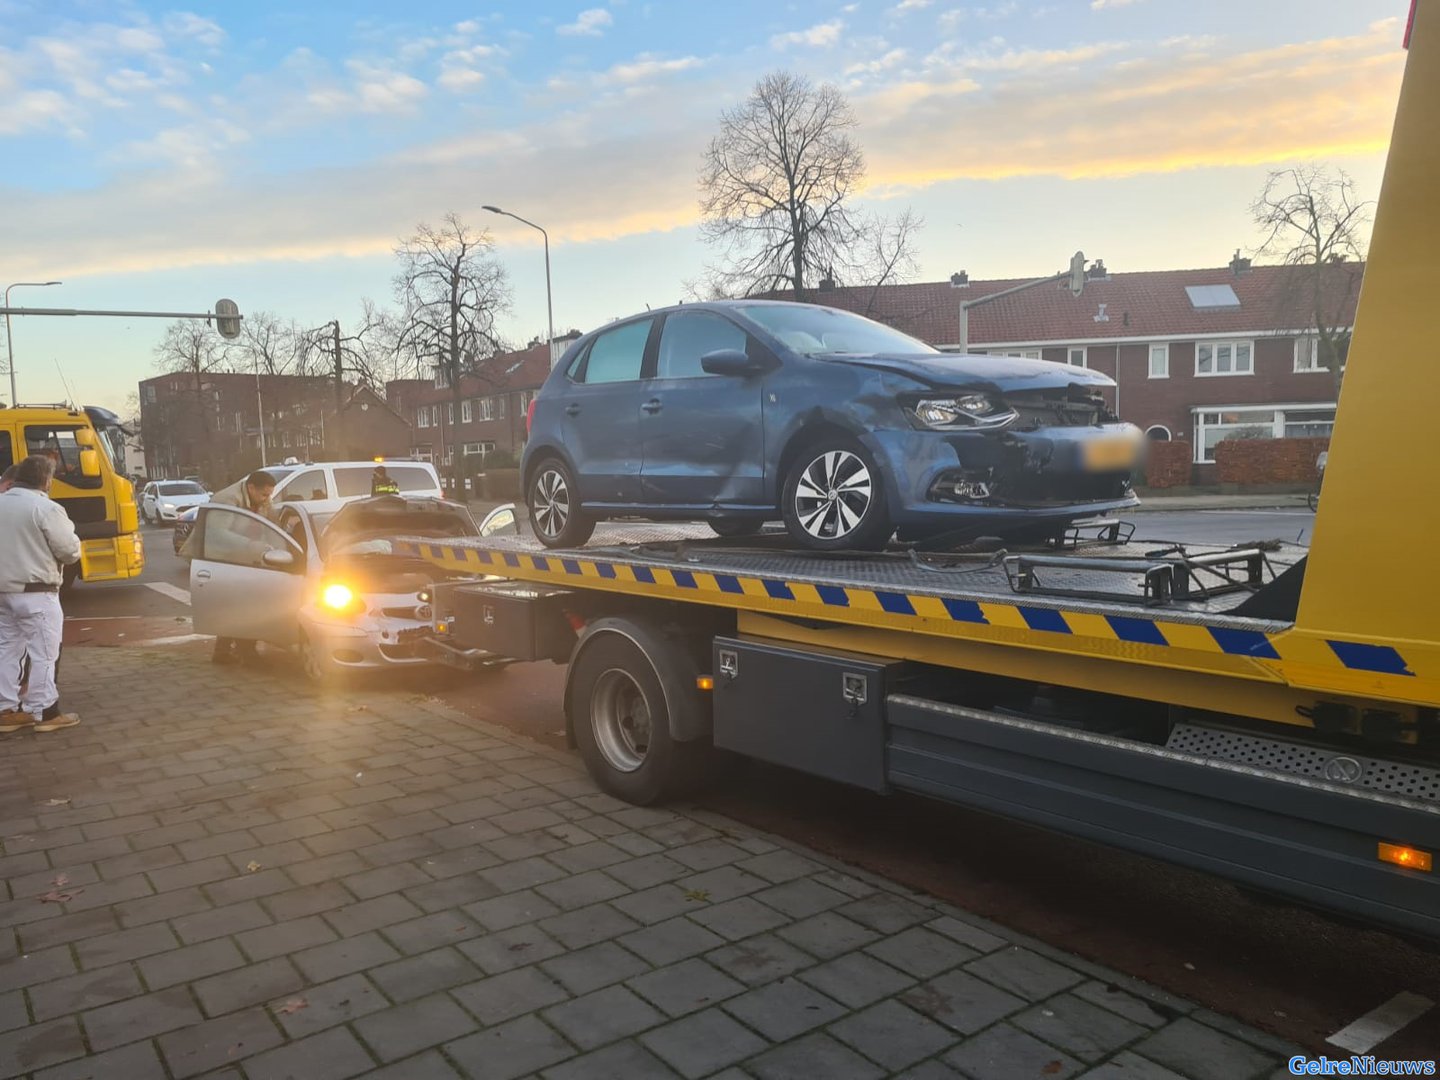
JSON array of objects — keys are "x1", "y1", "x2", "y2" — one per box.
[
  {"x1": 0, "y1": 710, "x2": 36, "y2": 733},
  {"x1": 34, "y1": 713, "x2": 81, "y2": 732}
]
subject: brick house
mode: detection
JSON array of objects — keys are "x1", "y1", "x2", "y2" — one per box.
[
  {"x1": 139, "y1": 373, "x2": 412, "y2": 484},
  {"x1": 796, "y1": 258, "x2": 1360, "y2": 483},
  {"x1": 385, "y1": 339, "x2": 568, "y2": 470}
]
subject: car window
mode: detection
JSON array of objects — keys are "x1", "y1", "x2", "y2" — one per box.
[
  {"x1": 738, "y1": 304, "x2": 939, "y2": 357},
  {"x1": 333, "y1": 468, "x2": 372, "y2": 498},
  {"x1": 198, "y1": 507, "x2": 294, "y2": 569},
  {"x1": 160, "y1": 482, "x2": 205, "y2": 496},
  {"x1": 277, "y1": 508, "x2": 309, "y2": 553},
  {"x1": 579, "y1": 319, "x2": 652, "y2": 384},
  {"x1": 25, "y1": 425, "x2": 101, "y2": 490},
  {"x1": 389, "y1": 466, "x2": 438, "y2": 492},
  {"x1": 280, "y1": 468, "x2": 329, "y2": 502},
  {"x1": 0, "y1": 432, "x2": 12, "y2": 474},
  {"x1": 656, "y1": 312, "x2": 748, "y2": 379}
]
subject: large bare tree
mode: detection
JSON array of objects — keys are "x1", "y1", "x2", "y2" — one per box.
[
  {"x1": 701, "y1": 71, "x2": 911, "y2": 300},
  {"x1": 1251, "y1": 165, "x2": 1370, "y2": 396},
  {"x1": 392, "y1": 213, "x2": 512, "y2": 487}
]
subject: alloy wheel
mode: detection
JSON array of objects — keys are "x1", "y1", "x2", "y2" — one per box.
[
  {"x1": 793, "y1": 449, "x2": 873, "y2": 541},
  {"x1": 591, "y1": 668, "x2": 652, "y2": 772},
  {"x1": 533, "y1": 468, "x2": 570, "y2": 539}
]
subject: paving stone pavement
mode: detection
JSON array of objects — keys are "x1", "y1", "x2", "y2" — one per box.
[{"x1": 0, "y1": 647, "x2": 1306, "y2": 1079}]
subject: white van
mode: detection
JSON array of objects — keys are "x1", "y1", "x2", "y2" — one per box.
[{"x1": 269, "y1": 460, "x2": 443, "y2": 516}]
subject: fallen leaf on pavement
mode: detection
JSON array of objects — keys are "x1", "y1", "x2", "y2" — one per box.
[
  {"x1": 52, "y1": 873, "x2": 70, "y2": 887},
  {"x1": 39, "y1": 888, "x2": 81, "y2": 903},
  {"x1": 42, "y1": 798, "x2": 71, "y2": 807},
  {"x1": 346, "y1": 704, "x2": 369, "y2": 713},
  {"x1": 683, "y1": 889, "x2": 711, "y2": 903},
  {"x1": 227, "y1": 1043, "x2": 243, "y2": 1058},
  {"x1": 275, "y1": 999, "x2": 308, "y2": 1015},
  {"x1": 1042, "y1": 1062, "x2": 1065, "y2": 1075},
  {"x1": 507, "y1": 942, "x2": 532, "y2": 953},
  {"x1": 245, "y1": 861, "x2": 262, "y2": 873}
]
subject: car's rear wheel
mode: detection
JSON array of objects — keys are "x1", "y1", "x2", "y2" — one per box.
[
  {"x1": 781, "y1": 435, "x2": 892, "y2": 551},
  {"x1": 528, "y1": 458, "x2": 595, "y2": 549},
  {"x1": 709, "y1": 518, "x2": 765, "y2": 539}
]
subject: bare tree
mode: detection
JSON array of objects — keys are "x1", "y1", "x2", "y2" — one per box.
[
  {"x1": 1251, "y1": 165, "x2": 1370, "y2": 396},
  {"x1": 700, "y1": 72, "x2": 875, "y2": 299},
  {"x1": 392, "y1": 213, "x2": 512, "y2": 488},
  {"x1": 150, "y1": 321, "x2": 230, "y2": 480},
  {"x1": 229, "y1": 310, "x2": 300, "y2": 376},
  {"x1": 852, "y1": 207, "x2": 924, "y2": 316}
]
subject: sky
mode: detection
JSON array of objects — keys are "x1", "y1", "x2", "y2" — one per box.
[{"x1": 0, "y1": 0, "x2": 1410, "y2": 412}]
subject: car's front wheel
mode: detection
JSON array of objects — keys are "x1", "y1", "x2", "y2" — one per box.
[
  {"x1": 709, "y1": 518, "x2": 765, "y2": 539},
  {"x1": 781, "y1": 436, "x2": 892, "y2": 551},
  {"x1": 300, "y1": 632, "x2": 340, "y2": 687},
  {"x1": 528, "y1": 458, "x2": 595, "y2": 549}
]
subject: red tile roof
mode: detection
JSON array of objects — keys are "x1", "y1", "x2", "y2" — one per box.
[
  {"x1": 384, "y1": 342, "x2": 552, "y2": 406},
  {"x1": 777, "y1": 262, "x2": 1364, "y2": 347}
]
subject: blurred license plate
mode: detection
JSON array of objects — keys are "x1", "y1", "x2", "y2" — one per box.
[{"x1": 1083, "y1": 437, "x2": 1138, "y2": 471}]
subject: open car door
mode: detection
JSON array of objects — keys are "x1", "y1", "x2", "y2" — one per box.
[{"x1": 189, "y1": 505, "x2": 309, "y2": 646}]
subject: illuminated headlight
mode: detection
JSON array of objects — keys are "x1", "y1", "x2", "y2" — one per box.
[
  {"x1": 908, "y1": 395, "x2": 1015, "y2": 430},
  {"x1": 321, "y1": 583, "x2": 364, "y2": 615}
]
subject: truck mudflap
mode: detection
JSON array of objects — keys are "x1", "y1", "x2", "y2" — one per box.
[{"x1": 886, "y1": 695, "x2": 1440, "y2": 941}]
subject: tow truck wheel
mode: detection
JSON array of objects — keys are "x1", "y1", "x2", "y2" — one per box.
[{"x1": 568, "y1": 628, "x2": 711, "y2": 805}]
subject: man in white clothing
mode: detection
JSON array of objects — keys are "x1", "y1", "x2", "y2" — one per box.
[{"x1": 0, "y1": 455, "x2": 83, "y2": 734}]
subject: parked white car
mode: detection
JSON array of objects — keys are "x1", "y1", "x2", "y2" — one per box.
[
  {"x1": 188, "y1": 495, "x2": 518, "y2": 683},
  {"x1": 140, "y1": 480, "x2": 211, "y2": 524},
  {"x1": 269, "y1": 460, "x2": 443, "y2": 516}
]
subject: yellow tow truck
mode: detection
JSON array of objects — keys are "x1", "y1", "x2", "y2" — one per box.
[
  {"x1": 399, "y1": 5, "x2": 1440, "y2": 939},
  {"x1": 0, "y1": 404, "x2": 144, "y2": 585}
]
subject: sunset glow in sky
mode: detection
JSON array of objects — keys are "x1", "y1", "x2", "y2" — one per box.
[{"x1": 0, "y1": 0, "x2": 1407, "y2": 409}]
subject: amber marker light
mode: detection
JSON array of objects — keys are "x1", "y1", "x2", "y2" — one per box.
[
  {"x1": 696, "y1": 675, "x2": 715, "y2": 691},
  {"x1": 1378, "y1": 842, "x2": 1432, "y2": 872}
]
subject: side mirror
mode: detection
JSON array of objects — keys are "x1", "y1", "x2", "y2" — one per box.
[
  {"x1": 74, "y1": 428, "x2": 96, "y2": 448},
  {"x1": 79, "y1": 448, "x2": 101, "y2": 478},
  {"x1": 261, "y1": 549, "x2": 297, "y2": 570},
  {"x1": 701, "y1": 349, "x2": 763, "y2": 377},
  {"x1": 479, "y1": 503, "x2": 519, "y2": 537}
]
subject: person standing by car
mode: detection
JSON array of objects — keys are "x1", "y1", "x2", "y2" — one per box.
[
  {"x1": 370, "y1": 464, "x2": 400, "y2": 496},
  {"x1": 206, "y1": 469, "x2": 279, "y2": 667},
  {"x1": 0, "y1": 456, "x2": 82, "y2": 734}
]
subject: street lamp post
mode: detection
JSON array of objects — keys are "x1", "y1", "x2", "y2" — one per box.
[
  {"x1": 4, "y1": 280, "x2": 62, "y2": 405},
  {"x1": 482, "y1": 206, "x2": 554, "y2": 367}
]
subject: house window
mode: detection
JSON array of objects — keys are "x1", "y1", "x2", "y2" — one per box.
[
  {"x1": 463, "y1": 441, "x2": 497, "y2": 455},
  {"x1": 433, "y1": 367, "x2": 450, "y2": 389},
  {"x1": 431, "y1": 405, "x2": 439, "y2": 427},
  {"x1": 497, "y1": 396, "x2": 506, "y2": 420},
  {"x1": 1148, "y1": 344, "x2": 1169, "y2": 379},
  {"x1": 1067, "y1": 347, "x2": 1087, "y2": 369},
  {"x1": 1001, "y1": 350, "x2": 1042, "y2": 360},
  {"x1": 479, "y1": 397, "x2": 494, "y2": 421},
  {"x1": 1294, "y1": 336, "x2": 1347, "y2": 373},
  {"x1": 282, "y1": 431, "x2": 291, "y2": 447},
  {"x1": 144, "y1": 385, "x2": 157, "y2": 403},
  {"x1": 1192, "y1": 404, "x2": 1336, "y2": 463},
  {"x1": 461, "y1": 399, "x2": 473, "y2": 423},
  {"x1": 1196, "y1": 340, "x2": 1253, "y2": 377},
  {"x1": 417, "y1": 409, "x2": 429, "y2": 429}
]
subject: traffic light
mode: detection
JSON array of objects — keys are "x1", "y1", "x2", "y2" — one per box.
[
  {"x1": 1069, "y1": 252, "x2": 1086, "y2": 297},
  {"x1": 214, "y1": 298, "x2": 242, "y2": 340}
]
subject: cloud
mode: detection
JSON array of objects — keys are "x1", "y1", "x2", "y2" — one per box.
[
  {"x1": 163, "y1": 13, "x2": 225, "y2": 48},
  {"x1": 892, "y1": 0, "x2": 932, "y2": 12},
  {"x1": 845, "y1": 48, "x2": 908, "y2": 77},
  {"x1": 770, "y1": 20, "x2": 845, "y2": 49},
  {"x1": 601, "y1": 54, "x2": 704, "y2": 85},
  {"x1": 557, "y1": 9, "x2": 614, "y2": 37},
  {"x1": 1092, "y1": 0, "x2": 1144, "y2": 7}
]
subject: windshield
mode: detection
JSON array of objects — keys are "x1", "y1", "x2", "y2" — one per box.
[
  {"x1": 96, "y1": 425, "x2": 125, "y2": 471},
  {"x1": 159, "y1": 482, "x2": 205, "y2": 496},
  {"x1": 738, "y1": 305, "x2": 938, "y2": 357}
]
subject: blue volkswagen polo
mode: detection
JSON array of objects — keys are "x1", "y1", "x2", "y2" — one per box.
[{"x1": 522, "y1": 300, "x2": 1141, "y2": 551}]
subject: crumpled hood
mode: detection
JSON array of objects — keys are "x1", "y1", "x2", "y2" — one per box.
[{"x1": 822, "y1": 352, "x2": 1116, "y2": 392}]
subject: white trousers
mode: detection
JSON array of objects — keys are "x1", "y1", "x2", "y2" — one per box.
[{"x1": 0, "y1": 591, "x2": 63, "y2": 717}]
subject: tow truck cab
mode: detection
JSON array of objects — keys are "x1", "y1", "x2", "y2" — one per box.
[{"x1": 0, "y1": 404, "x2": 144, "y2": 584}]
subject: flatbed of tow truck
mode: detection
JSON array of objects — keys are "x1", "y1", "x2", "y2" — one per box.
[{"x1": 404, "y1": 4, "x2": 1440, "y2": 943}]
